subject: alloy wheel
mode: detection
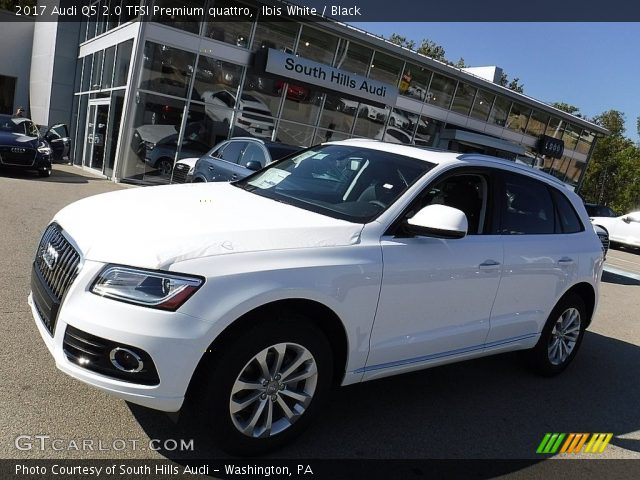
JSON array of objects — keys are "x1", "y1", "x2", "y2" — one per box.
[{"x1": 547, "y1": 307, "x2": 581, "y2": 365}]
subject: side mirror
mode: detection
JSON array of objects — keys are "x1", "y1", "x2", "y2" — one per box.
[
  {"x1": 405, "y1": 204, "x2": 468, "y2": 239},
  {"x1": 245, "y1": 160, "x2": 262, "y2": 171}
]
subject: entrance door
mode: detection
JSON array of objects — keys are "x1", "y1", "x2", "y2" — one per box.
[{"x1": 82, "y1": 101, "x2": 110, "y2": 172}]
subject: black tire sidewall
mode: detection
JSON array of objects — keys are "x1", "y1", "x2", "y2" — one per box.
[
  {"x1": 530, "y1": 293, "x2": 587, "y2": 376},
  {"x1": 198, "y1": 317, "x2": 333, "y2": 455}
]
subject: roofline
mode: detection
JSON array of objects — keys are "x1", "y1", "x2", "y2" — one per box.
[{"x1": 271, "y1": 2, "x2": 609, "y2": 136}]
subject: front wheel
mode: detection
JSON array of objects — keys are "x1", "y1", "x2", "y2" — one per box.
[
  {"x1": 156, "y1": 158, "x2": 173, "y2": 177},
  {"x1": 524, "y1": 293, "x2": 587, "y2": 376},
  {"x1": 38, "y1": 168, "x2": 51, "y2": 177},
  {"x1": 193, "y1": 317, "x2": 333, "y2": 455}
]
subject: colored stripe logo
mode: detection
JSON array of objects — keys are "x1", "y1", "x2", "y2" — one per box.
[{"x1": 537, "y1": 433, "x2": 613, "y2": 454}]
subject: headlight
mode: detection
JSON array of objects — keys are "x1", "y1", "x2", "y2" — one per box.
[
  {"x1": 38, "y1": 144, "x2": 52, "y2": 155},
  {"x1": 91, "y1": 265, "x2": 204, "y2": 311},
  {"x1": 188, "y1": 165, "x2": 195, "y2": 175}
]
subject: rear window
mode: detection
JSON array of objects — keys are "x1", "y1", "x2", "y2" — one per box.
[{"x1": 500, "y1": 173, "x2": 555, "y2": 235}]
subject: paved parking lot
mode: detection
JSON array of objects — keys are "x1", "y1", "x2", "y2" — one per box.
[{"x1": 1, "y1": 166, "x2": 639, "y2": 474}]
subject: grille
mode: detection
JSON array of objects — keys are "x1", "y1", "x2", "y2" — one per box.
[
  {"x1": 0, "y1": 146, "x2": 37, "y2": 166},
  {"x1": 32, "y1": 223, "x2": 81, "y2": 335},
  {"x1": 172, "y1": 163, "x2": 189, "y2": 183},
  {"x1": 63, "y1": 325, "x2": 160, "y2": 385}
]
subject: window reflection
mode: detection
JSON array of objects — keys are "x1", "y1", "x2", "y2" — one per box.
[
  {"x1": 506, "y1": 103, "x2": 531, "y2": 133},
  {"x1": 275, "y1": 120, "x2": 314, "y2": 147},
  {"x1": 319, "y1": 95, "x2": 357, "y2": 133},
  {"x1": 297, "y1": 26, "x2": 338, "y2": 65},
  {"x1": 564, "y1": 158, "x2": 586, "y2": 187},
  {"x1": 313, "y1": 128, "x2": 350, "y2": 144},
  {"x1": 562, "y1": 123, "x2": 581, "y2": 150},
  {"x1": 203, "y1": 0, "x2": 256, "y2": 48},
  {"x1": 525, "y1": 110, "x2": 549, "y2": 137},
  {"x1": 575, "y1": 129, "x2": 594, "y2": 155},
  {"x1": 139, "y1": 42, "x2": 196, "y2": 99},
  {"x1": 369, "y1": 51, "x2": 402, "y2": 87},
  {"x1": 280, "y1": 84, "x2": 321, "y2": 125},
  {"x1": 114, "y1": 40, "x2": 133, "y2": 87},
  {"x1": 470, "y1": 89, "x2": 494, "y2": 122},
  {"x1": 152, "y1": 0, "x2": 205, "y2": 34},
  {"x1": 489, "y1": 96, "x2": 510, "y2": 127},
  {"x1": 426, "y1": 73, "x2": 455, "y2": 109},
  {"x1": 451, "y1": 82, "x2": 477, "y2": 116},
  {"x1": 334, "y1": 41, "x2": 373, "y2": 75},
  {"x1": 547, "y1": 117, "x2": 564, "y2": 139},
  {"x1": 354, "y1": 102, "x2": 390, "y2": 139},
  {"x1": 399, "y1": 64, "x2": 432, "y2": 102},
  {"x1": 413, "y1": 115, "x2": 442, "y2": 147},
  {"x1": 381, "y1": 108, "x2": 415, "y2": 144},
  {"x1": 252, "y1": 21, "x2": 299, "y2": 53}
]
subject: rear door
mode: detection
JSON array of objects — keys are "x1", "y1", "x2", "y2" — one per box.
[
  {"x1": 486, "y1": 172, "x2": 581, "y2": 344},
  {"x1": 206, "y1": 140, "x2": 248, "y2": 181}
]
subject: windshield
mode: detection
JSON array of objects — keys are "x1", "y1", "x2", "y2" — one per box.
[
  {"x1": 235, "y1": 144, "x2": 435, "y2": 223},
  {"x1": 0, "y1": 116, "x2": 28, "y2": 134}
]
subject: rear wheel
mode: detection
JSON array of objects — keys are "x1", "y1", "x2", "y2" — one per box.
[
  {"x1": 192, "y1": 316, "x2": 333, "y2": 455},
  {"x1": 524, "y1": 293, "x2": 587, "y2": 376}
]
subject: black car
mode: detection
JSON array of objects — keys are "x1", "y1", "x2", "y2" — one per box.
[
  {"x1": 584, "y1": 203, "x2": 618, "y2": 218},
  {"x1": 0, "y1": 115, "x2": 52, "y2": 177},
  {"x1": 39, "y1": 123, "x2": 71, "y2": 164},
  {"x1": 191, "y1": 137, "x2": 303, "y2": 183}
]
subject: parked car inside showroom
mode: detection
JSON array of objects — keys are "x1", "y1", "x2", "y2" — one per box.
[
  {"x1": 191, "y1": 137, "x2": 302, "y2": 183},
  {"x1": 200, "y1": 89, "x2": 275, "y2": 138},
  {"x1": 29, "y1": 140, "x2": 604, "y2": 455},
  {"x1": 591, "y1": 211, "x2": 640, "y2": 249},
  {"x1": 0, "y1": 114, "x2": 52, "y2": 177}
]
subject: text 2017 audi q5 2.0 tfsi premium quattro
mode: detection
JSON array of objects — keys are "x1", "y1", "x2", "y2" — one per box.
[{"x1": 29, "y1": 140, "x2": 604, "y2": 454}]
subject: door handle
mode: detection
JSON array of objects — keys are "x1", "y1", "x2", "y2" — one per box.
[
  {"x1": 479, "y1": 260, "x2": 501, "y2": 270},
  {"x1": 558, "y1": 257, "x2": 575, "y2": 265}
]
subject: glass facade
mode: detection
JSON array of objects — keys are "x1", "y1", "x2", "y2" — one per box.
[{"x1": 71, "y1": 1, "x2": 601, "y2": 189}]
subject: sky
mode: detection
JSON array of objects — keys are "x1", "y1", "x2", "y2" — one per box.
[{"x1": 352, "y1": 23, "x2": 640, "y2": 142}]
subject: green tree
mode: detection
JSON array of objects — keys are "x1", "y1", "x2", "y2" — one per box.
[
  {"x1": 387, "y1": 33, "x2": 415, "y2": 51},
  {"x1": 498, "y1": 72, "x2": 525, "y2": 93},
  {"x1": 580, "y1": 110, "x2": 640, "y2": 212},
  {"x1": 415, "y1": 39, "x2": 447, "y2": 62},
  {"x1": 551, "y1": 102, "x2": 581, "y2": 116},
  {"x1": 454, "y1": 57, "x2": 467, "y2": 68}
]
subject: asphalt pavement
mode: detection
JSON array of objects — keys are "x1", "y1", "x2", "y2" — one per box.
[{"x1": 1, "y1": 165, "x2": 639, "y2": 477}]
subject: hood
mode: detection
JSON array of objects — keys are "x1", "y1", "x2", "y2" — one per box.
[
  {"x1": 0, "y1": 132, "x2": 39, "y2": 147},
  {"x1": 53, "y1": 182, "x2": 364, "y2": 269}
]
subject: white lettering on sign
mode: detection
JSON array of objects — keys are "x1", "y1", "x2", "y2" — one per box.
[{"x1": 266, "y1": 49, "x2": 398, "y2": 105}]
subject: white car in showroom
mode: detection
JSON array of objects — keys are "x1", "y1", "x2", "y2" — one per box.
[
  {"x1": 200, "y1": 89, "x2": 274, "y2": 138},
  {"x1": 29, "y1": 140, "x2": 604, "y2": 454},
  {"x1": 591, "y1": 211, "x2": 640, "y2": 249}
]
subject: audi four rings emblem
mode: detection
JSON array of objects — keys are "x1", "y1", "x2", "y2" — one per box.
[
  {"x1": 11, "y1": 147, "x2": 26, "y2": 153},
  {"x1": 42, "y1": 243, "x2": 59, "y2": 270}
]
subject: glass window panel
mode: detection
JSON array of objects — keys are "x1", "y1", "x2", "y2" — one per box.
[
  {"x1": 313, "y1": 128, "x2": 350, "y2": 144},
  {"x1": 399, "y1": 63, "x2": 432, "y2": 102},
  {"x1": 506, "y1": 102, "x2": 531, "y2": 133},
  {"x1": 426, "y1": 73, "x2": 455, "y2": 109},
  {"x1": 297, "y1": 25, "x2": 338, "y2": 65},
  {"x1": 563, "y1": 158, "x2": 586, "y2": 188},
  {"x1": 241, "y1": 72, "x2": 282, "y2": 125},
  {"x1": 470, "y1": 89, "x2": 495, "y2": 122},
  {"x1": 102, "y1": 46, "x2": 116, "y2": 90},
  {"x1": 501, "y1": 174, "x2": 555, "y2": 235},
  {"x1": 275, "y1": 120, "x2": 315, "y2": 147},
  {"x1": 90, "y1": 50, "x2": 103, "y2": 91},
  {"x1": 575, "y1": 129, "x2": 595, "y2": 155},
  {"x1": 525, "y1": 110, "x2": 549, "y2": 137},
  {"x1": 104, "y1": 89, "x2": 125, "y2": 178},
  {"x1": 121, "y1": 92, "x2": 186, "y2": 184},
  {"x1": 87, "y1": 5, "x2": 97, "y2": 40},
  {"x1": 139, "y1": 42, "x2": 196, "y2": 99},
  {"x1": 562, "y1": 123, "x2": 581, "y2": 150},
  {"x1": 95, "y1": 0, "x2": 107, "y2": 37},
  {"x1": 203, "y1": 0, "x2": 256, "y2": 48},
  {"x1": 81, "y1": 55, "x2": 93, "y2": 92},
  {"x1": 192, "y1": 56, "x2": 243, "y2": 103},
  {"x1": 353, "y1": 102, "x2": 390, "y2": 139},
  {"x1": 252, "y1": 21, "x2": 299, "y2": 54},
  {"x1": 151, "y1": 0, "x2": 205, "y2": 34},
  {"x1": 451, "y1": 82, "x2": 477, "y2": 116},
  {"x1": 547, "y1": 117, "x2": 564, "y2": 139},
  {"x1": 368, "y1": 51, "x2": 402, "y2": 86},
  {"x1": 280, "y1": 84, "x2": 321, "y2": 125},
  {"x1": 413, "y1": 115, "x2": 443, "y2": 147},
  {"x1": 113, "y1": 40, "x2": 133, "y2": 87},
  {"x1": 489, "y1": 96, "x2": 510, "y2": 127},
  {"x1": 186, "y1": 101, "x2": 233, "y2": 146},
  {"x1": 334, "y1": 41, "x2": 373, "y2": 76},
  {"x1": 319, "y1": 95, "x2": 357, "y2": 133}
]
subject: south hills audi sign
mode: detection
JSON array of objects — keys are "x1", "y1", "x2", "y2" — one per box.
[{"x1": 265, "y1": 48, "x2": 398, "y2": 105}]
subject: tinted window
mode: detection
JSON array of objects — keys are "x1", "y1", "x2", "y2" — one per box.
[
  {"x1": 551, "y1": 189, "x2": 583, "y2": 234},
  {"x1": 501, "y1": 174, "x2": 555, "y2": 235},
  {"x1": 241, "y1": 143, "x2": 268, "y2": 167},
  {"x1": 266, "y1": 145, "x2": 302, "y2": 161},
  {"x1": 220, "y1": 141, "x2": 246, "y2": 163}
]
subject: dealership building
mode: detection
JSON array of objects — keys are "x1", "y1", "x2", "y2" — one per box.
[{"x1": 11, "y1": 0, "x2": 608, "y2": 187}]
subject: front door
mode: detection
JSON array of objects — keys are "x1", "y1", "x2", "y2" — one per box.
[
  {"x1": 365, "y1": 171, "x2": 503, "y2": 379},
  {"x1": 82, "y1": 102, "x2": 110, "y2": 172}
]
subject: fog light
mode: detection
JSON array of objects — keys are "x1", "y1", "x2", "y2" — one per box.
[{"x1": 109, "y1": 347, "x2": 144, "y2": 373}]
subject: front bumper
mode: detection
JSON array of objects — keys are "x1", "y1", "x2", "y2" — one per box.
[{"x1": 28, "y1": 260, "x2": 215, "y2": 412}]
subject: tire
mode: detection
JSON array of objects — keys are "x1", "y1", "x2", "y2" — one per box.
[
  {"x1": 156, "y1": 158, "x2": 173, "y2": 177},
  {"x1": 192, "y1": 315, "x2": 333, "y2": 455},
  {"x1": 524, "y1": 293, "x2": 587, "y2": 376},
  {"x1": 38, "y1": 168, "x2": 51, "y2": 177}
]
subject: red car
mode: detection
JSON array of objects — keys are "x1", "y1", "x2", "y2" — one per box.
[{"x1": 275, "y1": 80, "x2": 309, "y2": 101}]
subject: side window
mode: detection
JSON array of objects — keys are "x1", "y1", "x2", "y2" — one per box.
[
  {"x1": 27, "y1": 122, "x2": 39, "y2": 136},
  {"x1": 219, "y1": 141, "x2": 246, "y2": 163},
  {"x1": 241, "y1": 143, "x2": 268, "y2": 167},
  {"x1": 412, "y1": 173, "x2": 489, "y2": 235},
  {"x1": 551, "y1": 189, "x2": 584, "y2": 234},
  {"x1": 500, "y1": 174, "x2": 555, "y2": 235}
]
